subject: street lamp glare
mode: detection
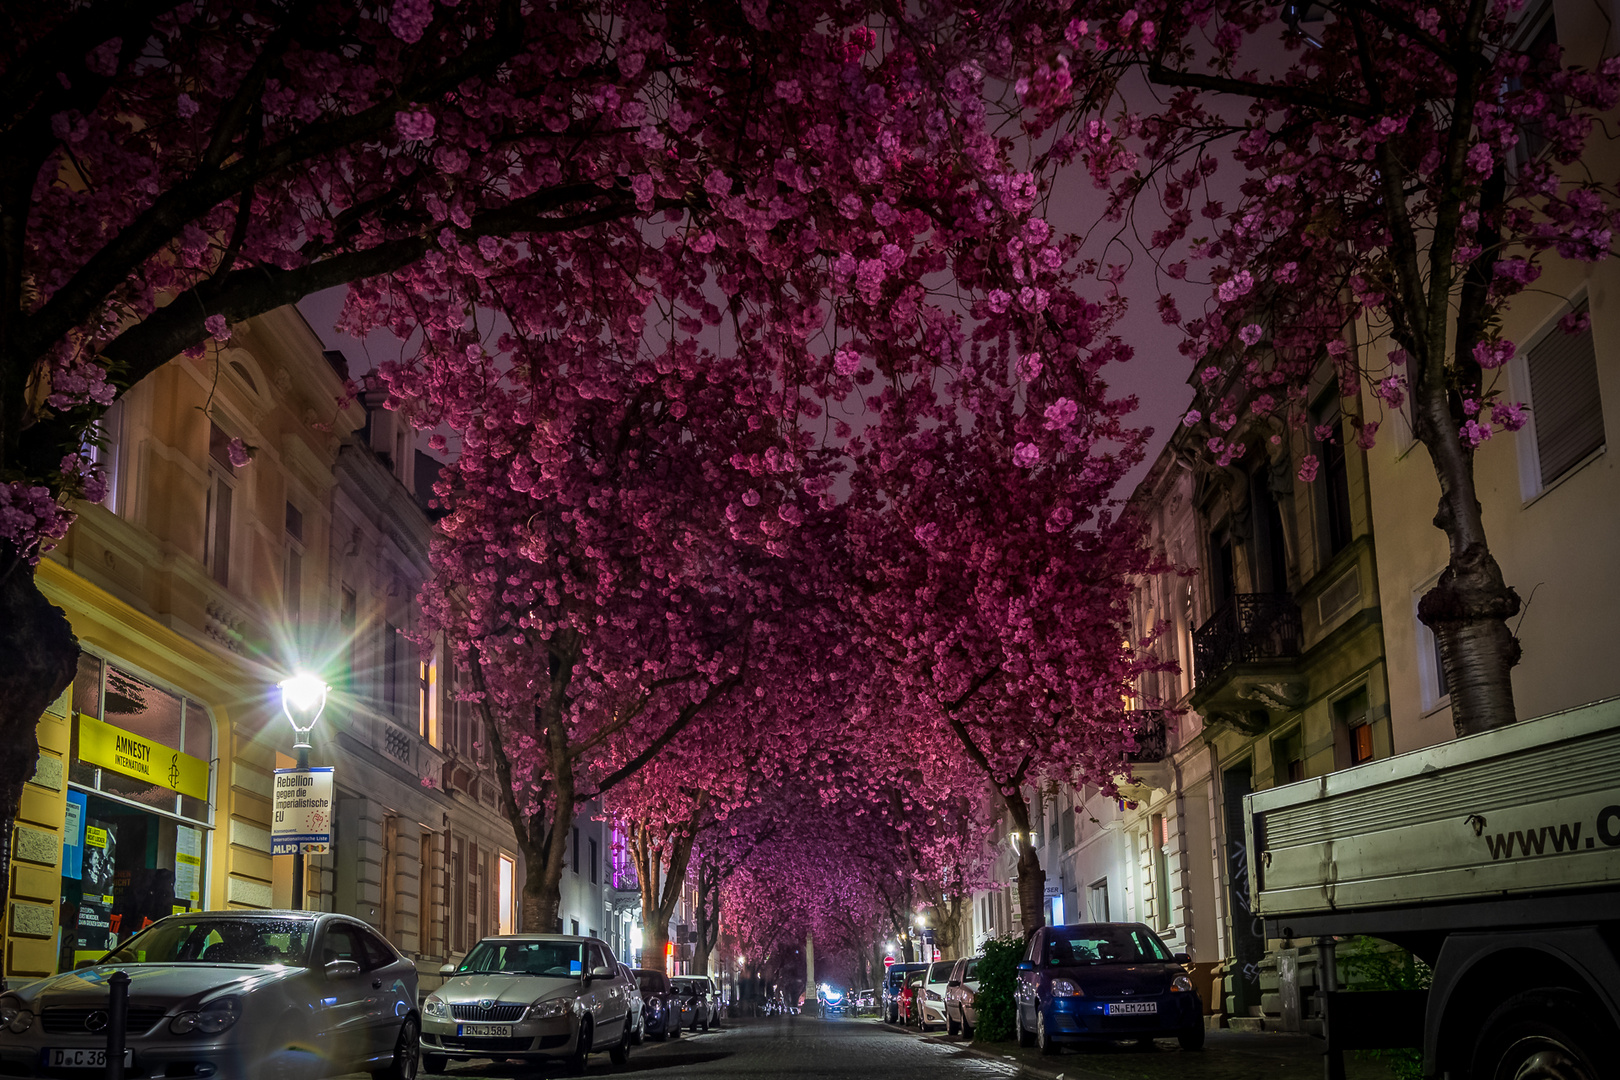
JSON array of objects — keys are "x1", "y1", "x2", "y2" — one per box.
[{"x1": 279, "y1": 673, "x2": 329, "y2": 748}]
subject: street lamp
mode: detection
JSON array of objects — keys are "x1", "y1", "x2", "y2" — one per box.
[
  {"x1": 278, "y1": 674, "x2": 328, "y2": 912},
  {"x1": 279, "y1": 673, "x2": 328, "y2": 757}
]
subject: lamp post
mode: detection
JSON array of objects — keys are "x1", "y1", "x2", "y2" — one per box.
[{"x1": 278, "y1": 674, "x2": 328, "y2": 911}]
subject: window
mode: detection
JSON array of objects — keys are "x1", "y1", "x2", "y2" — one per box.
[
  {"x1": 1087, "y1": 880, "x2": 1109, "y2": 922},
  {"x1": 1251, "y1": 464, "x2": 1290, "y2": 593},
  {"x1": 1414, "y1": 573, "x2": 1451, "y2": 713},
  {"x1": 1208, "y1": 526, "x2": 1235, "y2": 604},
  {"x1": 1273, "y1": 727, "x2": 1305, "y2": 784},
  {"x1": 1314, "y1": 403, "x2": 1354, "y2": 556},
  {"x1": 320, "y1": 925, "x2": 363, "y2": 966},
  {"x1": 1151, "y1": 814, "x2": 1171, "y2": 929},
  {"x1": 383, "y1": 623, "x2": 400, "y2": 716},
  {"x1": 498, "y1": 854, "x2": 516, "y2": 935},
  {"x1": 571, "y1": 918, "x2": 580, "y2": 936},
  {"x1": 450, "y1": 835, "x2": 466, "y2": 954},
  {"x1": 589, "y1": 837, "x2": 599, "y2": 884},
  {"x1": 205, "y1": 423, "x2": 235, "y2": 586},
  {"x1": 87, "y1": 400, "x2": 124, "y2": 514},
  {"x1": 1334, "y1": 688, "x2": 1374, "y2": 767},
  {"x1": 418, "y1": 659, "x2": 432, "y2": 740},
  {"x1": 340, "y1": 588, "x2": 357, "y2": 689},
  {"x1": 1520, "y1": 298, "x2": 1604, "y2": 493},
  {"x1": 359, "y1": 930, "x2": 396, "y2": 971},
  {"x1": 1509, "y1": 7, "x2": 1561, "y2": 174}
]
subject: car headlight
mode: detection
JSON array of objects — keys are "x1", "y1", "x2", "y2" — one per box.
[
  {"x1": 925, "y1": 990, "x2": 942, "y2": 1001},
  {"x1": 171, "y1": 996, "x2": 241, "y2": 1036},
  {"x1": 530, "y1": 998, "x2": 572, "y2": 1019},
  {"x1": 423, "y1": 995, "x2": 447, "y2": 1017},
  {"x1": 1171, "y1": 974, "x2": 1194, "y2": 993},
  {"x1": 649, "y1": 999, "x2": 663, "y2": 1013},
  {"x1": 1050, "y1": 979, "x2": 1083, "y2": 998},
  {"x1": 0, "y1": 997, "x2": 30, "y2": 1033}
]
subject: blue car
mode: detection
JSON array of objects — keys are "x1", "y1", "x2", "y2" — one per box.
[{"x1": 1014, "y1": 923, "x2": 1204, "y2": 1054}]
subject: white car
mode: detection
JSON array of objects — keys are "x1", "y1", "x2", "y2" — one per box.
[
  {"x1": 944, "y1": 955, "x2": 981, "y2": 1037},
  {"x1": 915, "y1": 959, "x2": 955, "y2": 1030}
]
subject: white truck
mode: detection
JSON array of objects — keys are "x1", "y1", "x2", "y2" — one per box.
[{"x1": 1245, "y1": 697, "x2": 1620, "y2": 1080}]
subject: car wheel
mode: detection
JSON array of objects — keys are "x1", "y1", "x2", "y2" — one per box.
[
  {"x1": 633, "y1": 1013, "x2": 645, "y2": 1045},
  {"x1": 670, "y1": 1019, "x2": 682, "y2": 1038},
  {"x1": 568, "y1": 1017, "x2": 594, "y2": 1074},
  {"x1": 1018, "y1": 1009, "x2": 1036, "y2": 1048},
  {"x1": 1472, "y1": 989, "x2": 1614, "y2": 1080},
  {"x1": 701, "y1": 1012, "x2": 710, "y2": 1032},
  {"x1": 947, "y1": 1011, "x2": 960, "y2": 1037},
  {"x1": 371, "y1": 1016, "x2": 420, "y2": 1080},
  {"x1": 963, "y1": 1019, "x2": 974, "y2": 1040},
  {"x1": 610, "y1": 1016, "x2": 632, "y2": 1065},
  {"x1": 1037, "y1": 1010, "x2": 1060, "y2": 1056},
  {"x1": 422, "y1": 1051, "x2": 447, "y2": 1076},
  {"x1": 1178, "y1": 1018, "x2": 1206, "y2": 1051}
]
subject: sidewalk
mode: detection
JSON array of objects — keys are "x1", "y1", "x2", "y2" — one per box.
[{"x1": 869, "y1": 1018, "x2": 1400, "y2": 1080}]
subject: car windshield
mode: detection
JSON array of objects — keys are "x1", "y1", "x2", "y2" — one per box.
[
  {"x1": 1043, "y1": 926, "x2": 1172, "y2": 966},
  {"x1": 671, "y1": 979, "x2": 704, "y2": 994},
  {"x1": 928, "y1": 961, "x2": 954, "y2": 981},
  {"x1": 458, "y1": 940, "x2": 585, "y2": 976},
  {"x1": 103, "y1": 918, "x2": 312, "y2": 966},
  {"x1": 636, "y1": 971, "x2": 668, "y2": 993}
]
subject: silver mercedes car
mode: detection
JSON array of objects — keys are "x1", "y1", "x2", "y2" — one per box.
[
  {"x1": 0, "y1": 910, "x2": 419, "y2": 1079},
  {"x1": 421, "y1": 934, "x2": 635, "y2": 1073}
]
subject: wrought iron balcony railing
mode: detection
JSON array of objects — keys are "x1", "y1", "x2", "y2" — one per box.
[
  {"x1": 1125, "y1": 710, "x2": 1168, "y2": 764},
  {"x1": 1192, "y1": 593, "x2": 1303, "y2": 689}
]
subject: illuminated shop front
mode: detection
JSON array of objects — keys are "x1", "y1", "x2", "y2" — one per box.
[{"x1": 59, "y1": 651, "x2": 215, "y2": 971}]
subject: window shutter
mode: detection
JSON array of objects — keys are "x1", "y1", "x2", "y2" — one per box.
[{"x1": 1529, "y1": 301, "x2": 1605, "y2": 487}]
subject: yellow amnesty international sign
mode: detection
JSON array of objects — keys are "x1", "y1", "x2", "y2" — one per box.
[{"x1": 78, "y1": 714, "x2": 209, "y2": 801}]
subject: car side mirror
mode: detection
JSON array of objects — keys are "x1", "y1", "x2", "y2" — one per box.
[
  {"x1": 438, "y1": 963, "x2": 456, "y2": 975},
  {"x1": 1016, "y1": 961, "x2": 1035, "y2": 972},
  {"x1": 1173, "y1": 953, "x2": 1191, "y2": 965},
  {"x1": 589, "y1": 965, "x2": 612, "y2": 980},
  {"x1": 325, "y1": 959, "x2": 361, "y2": 980}
]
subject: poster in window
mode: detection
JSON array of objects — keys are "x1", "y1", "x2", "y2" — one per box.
[{"x1": 73, "y1": 819, "x2": 116, "y2": 967}]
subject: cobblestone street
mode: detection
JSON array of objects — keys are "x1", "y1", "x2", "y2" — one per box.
[{"x1": 330, "y1": 1014, "x2": 1402, "y2": 1080}]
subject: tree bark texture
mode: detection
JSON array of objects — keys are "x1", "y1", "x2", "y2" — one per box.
[
  {"x1": 0, "y1": 560, "x2": 80, "y2": 949},
  {"x1": 630, "y1": 810, "x2": 701, "y2": 970},
  {"x1": 1001, "y1": 789, "x2": 1046, "y2": 941}
]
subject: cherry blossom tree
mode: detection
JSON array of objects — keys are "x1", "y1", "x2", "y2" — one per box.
[
  {"x1": 0, "y1": 0, "x2": 1149, "y2": 922},
  {"x1": 838, "y1": 376, "x2": 1163, "y2": 936},
  {"x1": 1046, "y1": 0, "x2": 1620, "y2": 732}
]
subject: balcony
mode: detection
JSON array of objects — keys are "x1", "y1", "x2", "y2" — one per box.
[
  {"x1": 1191, "y1": 593, "x2": 1305, "y2": 733},
  {"x1": 1125, "y1": 711, "x2": 1168, "y2": 764}
]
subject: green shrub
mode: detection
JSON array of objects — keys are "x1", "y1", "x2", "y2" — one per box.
[
  {"x1": 1338, "y1": 936, "x2": 1432, "y2": 1080},
  {"x1": 971, "y1": 933, "x2": 1026, "y2": 1043}
]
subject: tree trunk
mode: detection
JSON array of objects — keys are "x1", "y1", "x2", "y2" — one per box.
[
  {"x1": 1001, "y1": 789, "x2": 1046, "y2": 940},
  {"x1": 0, "y1": 559, "x2": 80, "y2": 981},
  {"x1": 631, "y1": 815, "x2": 700, "y2": 970},
  {"x1": 1413, "y1": 356, "x2": 1521, "y2": 736}
]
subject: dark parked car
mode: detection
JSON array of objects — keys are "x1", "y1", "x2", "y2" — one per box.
[
  {"x1": 0, "y1": 911, "x2": 419, "y2": 1080},
  {"x1": 882, "y1": 963, "x2": 928, "y2": 1024},
  {"x1": 1014, "y1": 923, "x2": 1203, "y2": 1054},
  {"x1": 668, "y1": 976, "x2": 715, "y2": 1032},
  {"x1": 633, "y1": 968, "x2": 681, "y2": 1039}
]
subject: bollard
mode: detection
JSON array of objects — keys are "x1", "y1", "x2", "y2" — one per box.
[
  {"x1": 1315, "y1": 938, "x2": 1345, "y2": 1080},
  {"x1": 106, "y1": 970, "x2": 129, "y2": 1080}
]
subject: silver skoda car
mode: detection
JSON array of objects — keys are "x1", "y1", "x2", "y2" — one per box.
[
  {"x1": 421, "y1": 934, "x2": 635, "y2": 1073},
  {"x1": 0, "y1": 910, "x2": 419, "y2": 1079}
]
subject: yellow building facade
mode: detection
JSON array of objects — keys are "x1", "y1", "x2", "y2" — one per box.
[{"x1": 5, "y1": 307, "x2": 360, "y2": 982}]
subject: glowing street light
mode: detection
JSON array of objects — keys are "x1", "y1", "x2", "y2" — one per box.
[{"x1": 279, "y1": 673, "x2": 329, "y2": 750}]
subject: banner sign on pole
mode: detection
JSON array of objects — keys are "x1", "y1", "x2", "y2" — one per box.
[{"x1": 272, "y1": 767, "x2": 334, "y2": 855}]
